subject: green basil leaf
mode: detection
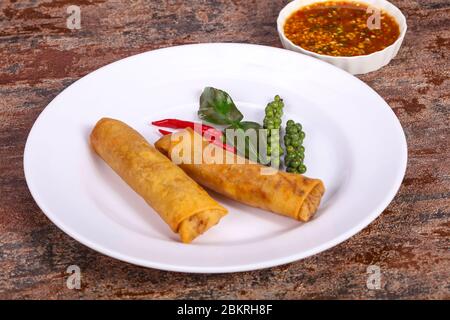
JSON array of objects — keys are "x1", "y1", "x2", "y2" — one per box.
[
  {"x1": 224, "y1": 122, "x2": 263, "y2": 162},
  {"x1": 198, "y1": 87, "x2": 243, "y2": 125},
  {"x1": 238, "y1": 121, "x2": 262, "y2": 131}
]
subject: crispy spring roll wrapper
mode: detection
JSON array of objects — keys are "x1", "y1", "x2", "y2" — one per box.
[
  {"x1": 90, "y1": 118, "x2": 227, "y2": 243},
  {"x1": 155, "y1": 128, "x2": 325, "y2": 222}
]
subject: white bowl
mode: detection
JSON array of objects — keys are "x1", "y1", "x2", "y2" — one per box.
[{"x1": 277, "y1": 0, "x2": 407, "y2": 74}]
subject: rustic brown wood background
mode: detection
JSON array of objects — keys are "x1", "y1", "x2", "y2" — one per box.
[{"x1": 0, "y1": 0, "x2": 449, "y2": 299}]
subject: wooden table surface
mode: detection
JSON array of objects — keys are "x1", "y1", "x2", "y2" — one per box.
[{"x1": 0, "y1": 0, "x2": 449, "y2": 299}]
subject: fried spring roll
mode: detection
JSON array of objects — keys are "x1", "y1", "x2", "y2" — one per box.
[
  {"x1": 90, "y1": 118, "x2": 227, "y2": 243},
  {"x1": 155, "y1": 128, "x2": 325, "y2": 221}
]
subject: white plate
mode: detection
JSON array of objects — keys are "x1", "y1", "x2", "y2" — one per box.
[{"x1": 24, "y1": 43, "x2": 407, "y2": 273}]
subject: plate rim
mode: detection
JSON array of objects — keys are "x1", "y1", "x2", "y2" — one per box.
[{"x1": 23, "y1": 43, "x2": 408, "y2": 273}]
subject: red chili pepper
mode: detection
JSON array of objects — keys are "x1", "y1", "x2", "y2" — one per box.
[
  {"x1": 211, "y1": 137, "x2": 236, "y2": 153},
  {"x1": 158, "y1": 129, "x2": 173, "y2": 135},
  {"x1": 152, "y1": 119, "x2": 197, "y2": 129},
  {"x1": 152, "y1": 119, "x2": 222, "y2": 137},
  {"x1": 153, "y1": 119, "x2": 235, "y2": 153}
]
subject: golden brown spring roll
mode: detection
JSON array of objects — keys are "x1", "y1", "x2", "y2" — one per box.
[
  {"x1": 155, "y1": 128, "x2": 325, "y2": 222},
  {"x1": 90, "y1": 118, "x2": 227, "y2": 243}
]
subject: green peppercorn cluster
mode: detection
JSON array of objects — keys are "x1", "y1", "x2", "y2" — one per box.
[
  {"x1": 263, "y1": 95, "x2": 284, "y2": 166},
  {"x1": 284, "y1": 120, "x2": 307, "y2": 174}
]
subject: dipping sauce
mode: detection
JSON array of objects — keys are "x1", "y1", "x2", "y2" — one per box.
[{"x1": 283, "y1": 1, "x2": 400, "y2": 56}]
